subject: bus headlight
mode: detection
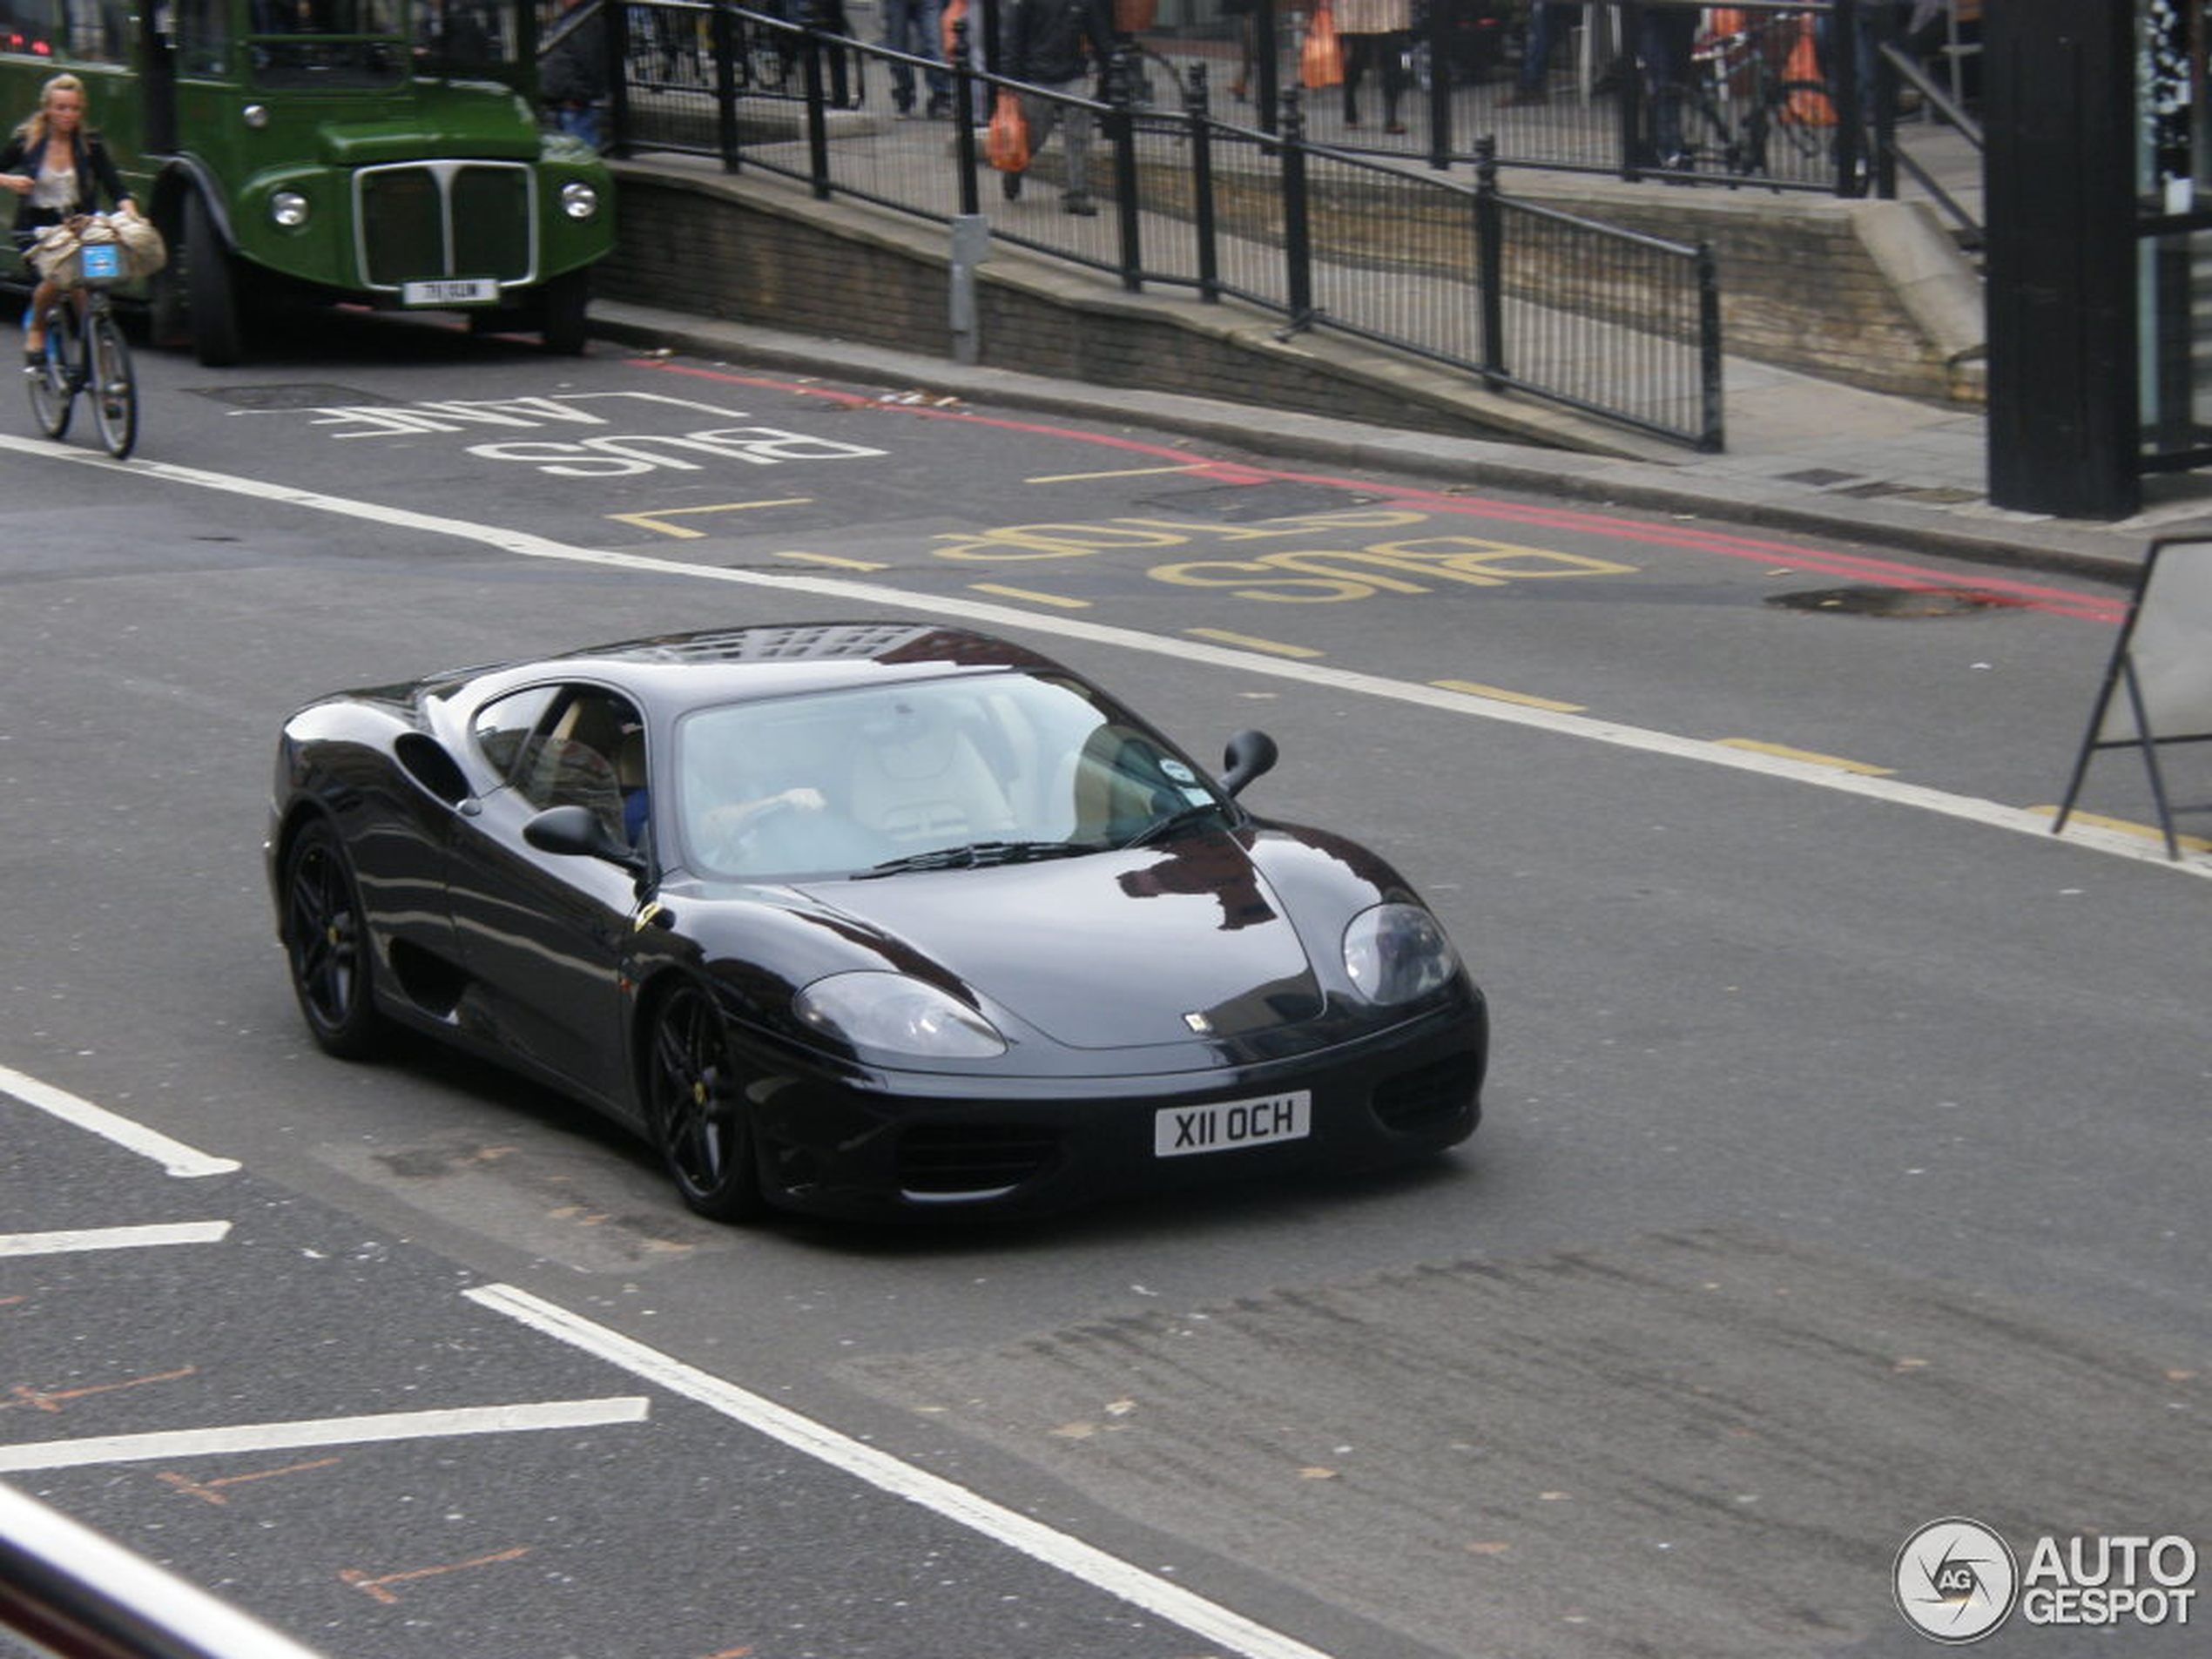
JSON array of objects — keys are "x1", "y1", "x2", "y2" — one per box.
[
  {"x1": 270, "y1": 191, "x2": 309, "y2": 228},
  {"x1": 558, "y1": 181, "x2": 599, "y2": 221}
]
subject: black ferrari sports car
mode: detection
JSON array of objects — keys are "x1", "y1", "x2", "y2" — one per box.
[{"x1": 268, "y1": 623, "x2": 1487, "y2": 1221}]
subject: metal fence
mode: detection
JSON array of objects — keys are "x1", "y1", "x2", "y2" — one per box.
[
  {"x1": 597, "y1": 2, "x2": 1724, "y2": 450},
  {"x1": 941, "y1": 0, "x2": 1936, "y2": 199}
]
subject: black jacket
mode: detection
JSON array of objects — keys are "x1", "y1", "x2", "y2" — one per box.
[
  {"x1": 0, "y1": 128, "x2": 131, "y2": 235},
  {"x1": 1008, "y1": 0, "x2": 1114, "y2": 88}
]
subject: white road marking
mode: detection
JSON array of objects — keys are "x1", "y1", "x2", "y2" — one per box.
[
  {"x1": 0, "y1": 1397, "x2": 651, "y2": 1473},
  {"x1": 6, "y1": 436, "x2": 2203, "y2": 880},
  {"x1": 0, "y1": 1062, "x2": 240, "y2": 1177},
  {"x1": 0, "y1": 1222, "x2": 233, "y2": 1257},
  {"x1": 469, "y1": 1284, "x2": 1337, "y2": 1659}
]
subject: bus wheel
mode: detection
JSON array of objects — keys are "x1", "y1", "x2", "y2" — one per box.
[
  {"x1": 536, "y1": 269, "x2": 590, "y2": 355},
  {"x1": 184, "y1": 191, "x2": 246, "y2": 368}
]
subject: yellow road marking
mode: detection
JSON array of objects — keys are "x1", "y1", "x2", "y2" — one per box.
[
  {"x1": 1184, "y1": 627, "x2": 1323, "y2": 659},
  {"x1": 608, "y1": 500, "x2": 813, "y2": 539},
  {"x1": 1023, "y1": 464, "x2": 1217, "y2": 484},
  {"x1": 2027, "y1": 806, "x2": 2212, "y2": 853},
  {"x1": 773, "y1": 550, "x2": 889, "y2": 570},
  {"x1": 968, "y1": 583, "x2": 1092, "y2": 609},
  {"x1": 1431, "y1": 678, "x2": 1587, "y2": 713},
  {"x1": 1713, "y1": 738, "x2": 1895, "y2": 777}
]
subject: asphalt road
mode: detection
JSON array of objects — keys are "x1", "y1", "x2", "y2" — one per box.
[{"x1": 2, "y1": 312, "x2": 2206, "y2": 1659}]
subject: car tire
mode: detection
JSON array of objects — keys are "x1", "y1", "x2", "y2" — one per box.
[
  {"x1": 646, "y1": 981, "x2": 765, "y2": 1221},
  {"x1": 282, "y1": 819, "x2": 388, "y2": 1060},
  {"x1": 536, "y1": 268, "x2": 590, "y2": 356},
  {"x1": 184, "y1": 190, "x2": 246, "y2": 368}
]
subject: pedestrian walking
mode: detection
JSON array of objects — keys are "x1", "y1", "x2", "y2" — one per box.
[
  {"x1": 881, "y1": 0, "x2": 953, "y2": 116},
  {"x1": 1336, "y1": 0, "x2": 1412, "y2": 132},
  {"x1": 1004, "y1": 0, "x2": 1116, "y2": 215}
]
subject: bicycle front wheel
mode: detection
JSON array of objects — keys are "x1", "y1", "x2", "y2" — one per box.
[
  {"x1": 89, "y1": 310, "x2": 137, "y2": 460},
  {"x1": 25, "y1": 326, "x2": 72, "y2": 441}
]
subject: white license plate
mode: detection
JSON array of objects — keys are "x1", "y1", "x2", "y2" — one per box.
[
  {"x1": 401, "y1": 277, "x2": 499, "y2": 307},
  {"x1": 1154, "y1": 1090, "x2": 1311, "y2": 1158}
]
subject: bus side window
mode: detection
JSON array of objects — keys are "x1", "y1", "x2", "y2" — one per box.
[
  {"x1": 176, "y1": 0, "x2": 229, "y2": 74},
  {"x1": 61, "y1": 0, "x2": 130, "y2": 62}
]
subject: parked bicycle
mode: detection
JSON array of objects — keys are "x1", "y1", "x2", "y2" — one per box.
[
  {"x1": 24, "y1": 214, "x2": 138, "y2": 459},
  {"x1": 1652, "y1": 12, "x2": 1832, "y2": 182}
]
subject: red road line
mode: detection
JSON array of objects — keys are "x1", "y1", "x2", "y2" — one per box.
[{"x1": 631, "y1": 358, "x2": 2129, "y2": 624}]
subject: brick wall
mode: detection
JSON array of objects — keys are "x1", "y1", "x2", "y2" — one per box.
[
  {"x1": 600, "y1": 157, "x2": 1983, "y2": 453},
  {"x1": 1507, "y1": 178, "x2": 1985, "y2": 403},
  {"x1": 600, "y1": 165, "x2": 1597, "y2": 446}
]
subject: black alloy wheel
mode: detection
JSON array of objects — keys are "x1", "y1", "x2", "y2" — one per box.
[
  {"x1": 648, "y1": 983, "x2": 765, "y2": 1220},
  {"x1": 283, "y1": 820, "x2": 386, "y2": 1058}
]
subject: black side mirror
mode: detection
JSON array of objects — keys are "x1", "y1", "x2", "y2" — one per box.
[
  {"x1": 1219, "y1": 729, "x2": 1278, "y2": 798},
  {"x1": 524, "y1": 804, "x2": 645, "y2": 874}
]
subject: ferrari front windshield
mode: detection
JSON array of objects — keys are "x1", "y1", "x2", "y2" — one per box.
[{"x1": 676, "y1": 673, "x2": 1226, "y2": 880}]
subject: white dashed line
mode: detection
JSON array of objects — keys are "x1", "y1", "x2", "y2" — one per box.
[
  {"x1": 0, "y1": 1062, "x2": 240, "y2": 1177},
  {"x1": 0, "y1": 1222, "x2": 233, "y2": 1257},
  {"x1": 0, "y1": 1398, "x2": 652, "y2": 1473},
  {"x1": 470, "y1": 1282, "x2": 1338, "y2": 1659}
]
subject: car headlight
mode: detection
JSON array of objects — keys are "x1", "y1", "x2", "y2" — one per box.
[
  {"x1": 793, "y1": 972, "x2": 1006, "y2": 1059},
  {"x1": 559, "y1": 181, "x2": 599, "y2": 221},
  {"x1": 270, "y1": 190, "x2": 309, "y2": 228},
  {"x1": 1342, "y1": 903, "x2": 1460, "y2": 1006}
]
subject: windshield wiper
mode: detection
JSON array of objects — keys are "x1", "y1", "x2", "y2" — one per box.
[
  {"x1": 853, "y1": 840, "x2": 1106, "y2": 878},
  {"x1": 1121, "y1": 801, "x2": 1230, "y2": 850}
]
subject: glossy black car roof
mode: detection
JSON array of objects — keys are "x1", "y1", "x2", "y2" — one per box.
[{"x1": 420, "y1": 623, "x2": 1066, "y2": 716}]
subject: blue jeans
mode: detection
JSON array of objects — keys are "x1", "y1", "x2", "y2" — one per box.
[
  {"x1": 555, "y1": 100, "x2": 603, "y2": 152},
  {"x1": 880, "y1": 0, "x2": 950, "y2": 106},
  {"x1": 1638, "y1": 9, "x2": 1696, "y2": 161},
  {"x1": 1517, "y1": 2, "x2": 1575, "y2": 92}
]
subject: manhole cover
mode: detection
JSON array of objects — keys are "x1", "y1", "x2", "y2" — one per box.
[{"x1": 1766, "y1": 585, "x2": 2020, "y2": 618}]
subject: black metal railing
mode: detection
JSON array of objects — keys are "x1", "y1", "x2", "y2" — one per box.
[
  {"x1": 2, "y1": 1481, "x2": 331, "y2": 1659},
  {"x1": 1059, "y1": 1, "x2": 1901, "y2": 199},
  {"x1": 593, "y1": 1, "x2": 1723, "y2": 449}
]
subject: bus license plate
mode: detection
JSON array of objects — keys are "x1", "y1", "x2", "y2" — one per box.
[
  {"x1": 401, "y1": 277, "x2": 498, "y2": 306},
  {"x1": 1154, "y1": 1091, "x2": 1311, "y2": 1158}
]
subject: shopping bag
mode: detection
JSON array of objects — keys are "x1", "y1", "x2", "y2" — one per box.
[
  {"x1": 111, "y1": 206, "x2": 168, "y2": 279},
  {"x1": 1300, "y1": 2, "x2": 1343, "y2": 90},
  {"x1": 26, "y1": 221, "x2": 83, "y2": 285},
  {"x1": 986, "y1": 88, "x2": 1030, "y2": 173}
]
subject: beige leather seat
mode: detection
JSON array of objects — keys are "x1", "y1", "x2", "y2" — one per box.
[{"x1": 846, "y1": 704, "x2": 1016, "y2": 845}]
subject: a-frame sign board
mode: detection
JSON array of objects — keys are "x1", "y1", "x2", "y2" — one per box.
[{"x1": 2054, "y1": 535, "x2": 2212, "y2": 859}]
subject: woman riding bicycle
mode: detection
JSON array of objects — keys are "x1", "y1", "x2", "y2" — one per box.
[{"x1": 0, "y1": 73, "x2": 136, "y2": 365}]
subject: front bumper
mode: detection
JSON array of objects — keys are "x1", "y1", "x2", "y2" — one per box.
[{"x1": 740, "y1": 992, "x2": 1487, "y2": 1220}]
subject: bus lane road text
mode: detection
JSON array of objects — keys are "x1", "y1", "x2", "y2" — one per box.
[
  {"x1": 236, "y1": 392, "x2": 886, "y2": 475},
  {"x1": 930, "y1": 509, "x2": 1640, "y2": 603}
]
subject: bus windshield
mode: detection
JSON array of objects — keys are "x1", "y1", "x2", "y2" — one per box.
[{"x1": 239, "y1": 0, "x2": 519, "y2": 88}]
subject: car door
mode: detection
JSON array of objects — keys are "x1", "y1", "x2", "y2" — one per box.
[{"x1": 443, "y1": 683, "x2": 650, "y2": 1111}]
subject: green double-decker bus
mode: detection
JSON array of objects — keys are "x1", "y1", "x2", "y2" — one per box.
[{"x1": 1, "y1": 0, "x2": 613, "y2": 362}]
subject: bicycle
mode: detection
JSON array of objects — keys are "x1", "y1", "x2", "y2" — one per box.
[
  {"x1": 24, "y1": 216, "x2": 139, "y2": 460},
  {"x1": 1650, "y1": 15, "x2": 1832, "y2": 182}
]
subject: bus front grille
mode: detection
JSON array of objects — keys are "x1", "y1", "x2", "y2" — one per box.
[{"x1": 356, "y1": 162, "x2": 535, "y2": 289}]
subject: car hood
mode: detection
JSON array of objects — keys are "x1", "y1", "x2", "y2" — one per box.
[{"x1": 796, "y1": 833, "x2": 1325, "y2": 1050}]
